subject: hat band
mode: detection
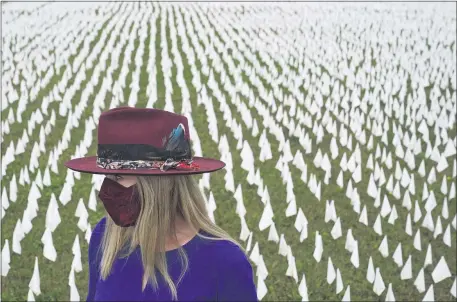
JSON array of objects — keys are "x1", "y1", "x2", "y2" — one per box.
[
  {"x1": 96, "y1": 143, "x2": 198, "y2": 171},
  {"x1": 96, "y1": 157, "x2": 199, "y2": 171}
]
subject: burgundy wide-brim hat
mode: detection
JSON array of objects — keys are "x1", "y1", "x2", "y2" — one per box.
[{"x1": 64, "y1": 106, "x2": 225, "y2": 175}]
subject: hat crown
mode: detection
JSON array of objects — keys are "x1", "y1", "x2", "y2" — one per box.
[{"x1": 98, "y1": 107, "x2": 190, "y2": 148}]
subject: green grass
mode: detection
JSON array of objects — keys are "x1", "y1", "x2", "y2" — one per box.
[{"x1": 1, "y1": 3, "x2": 456, "y2": 302}]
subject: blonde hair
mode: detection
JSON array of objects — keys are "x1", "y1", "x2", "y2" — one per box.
[{"x1": 97, "y1": 174, "x2": 245, "y2": 301}]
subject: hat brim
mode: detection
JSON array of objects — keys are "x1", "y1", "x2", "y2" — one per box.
[{"x1": 64, "y1": 156, "x2": 226, "y2": 176}]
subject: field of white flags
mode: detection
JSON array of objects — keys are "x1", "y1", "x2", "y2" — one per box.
[{"x1": 1, "y1": 1, "x2": 456, "y2": 301}]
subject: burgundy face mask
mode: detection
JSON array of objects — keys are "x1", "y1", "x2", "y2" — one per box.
[{"x1": 98, "y1": 177, "x2": 141, "y2": 227}]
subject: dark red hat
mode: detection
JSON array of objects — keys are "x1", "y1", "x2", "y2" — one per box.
[{"x1": 64, "y1": 106, "x2": 225, "y2": 175}]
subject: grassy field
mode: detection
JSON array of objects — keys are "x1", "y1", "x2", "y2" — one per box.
[{"x1": 1, "y1": 2, "x2": 456, "y2": 301}]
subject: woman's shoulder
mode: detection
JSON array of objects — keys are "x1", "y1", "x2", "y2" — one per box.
[
  {"x1": 93, "y1": 216, "x2": 107, "y2": 233},
  {"x1": 195, "y1": 231, "x2": 255, "y2": 294},
  {"x1": 194, "y1": 233, "x2": 257, "y2": 300},
  {"x1": 88, "y1": 217, "x2": 107, "y2": 265},
  {"x1": 196, "y1": 230, "x2": 249, "y2": 266},
  {"x1": 89, "y1": 217, "x2": 107, "y2": 248}
]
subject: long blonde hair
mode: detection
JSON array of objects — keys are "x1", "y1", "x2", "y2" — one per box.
[{"x1": 97, "y1": 174, "x2": 245, "y2": 300}]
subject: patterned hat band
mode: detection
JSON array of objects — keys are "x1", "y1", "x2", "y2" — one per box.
[{"x1": 96, "y1": 157, "x2": 199, "y2": 172}]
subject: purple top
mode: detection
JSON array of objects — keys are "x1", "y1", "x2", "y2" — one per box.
[{"x1": 87, "y1": 217, "x2": 258, "y2": 301}]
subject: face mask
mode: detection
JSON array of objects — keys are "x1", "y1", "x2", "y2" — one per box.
[{"x1": 98, "y1": 177, "x2": 141, "y2": 227}]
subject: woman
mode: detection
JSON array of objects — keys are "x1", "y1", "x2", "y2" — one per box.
[{"x1": 65, "y1": 106, "x2": 258, "y2": 301}]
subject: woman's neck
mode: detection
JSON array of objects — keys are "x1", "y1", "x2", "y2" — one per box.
[{"x1": 164, "y1": 216, "x2": 198, "y2": 251}]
